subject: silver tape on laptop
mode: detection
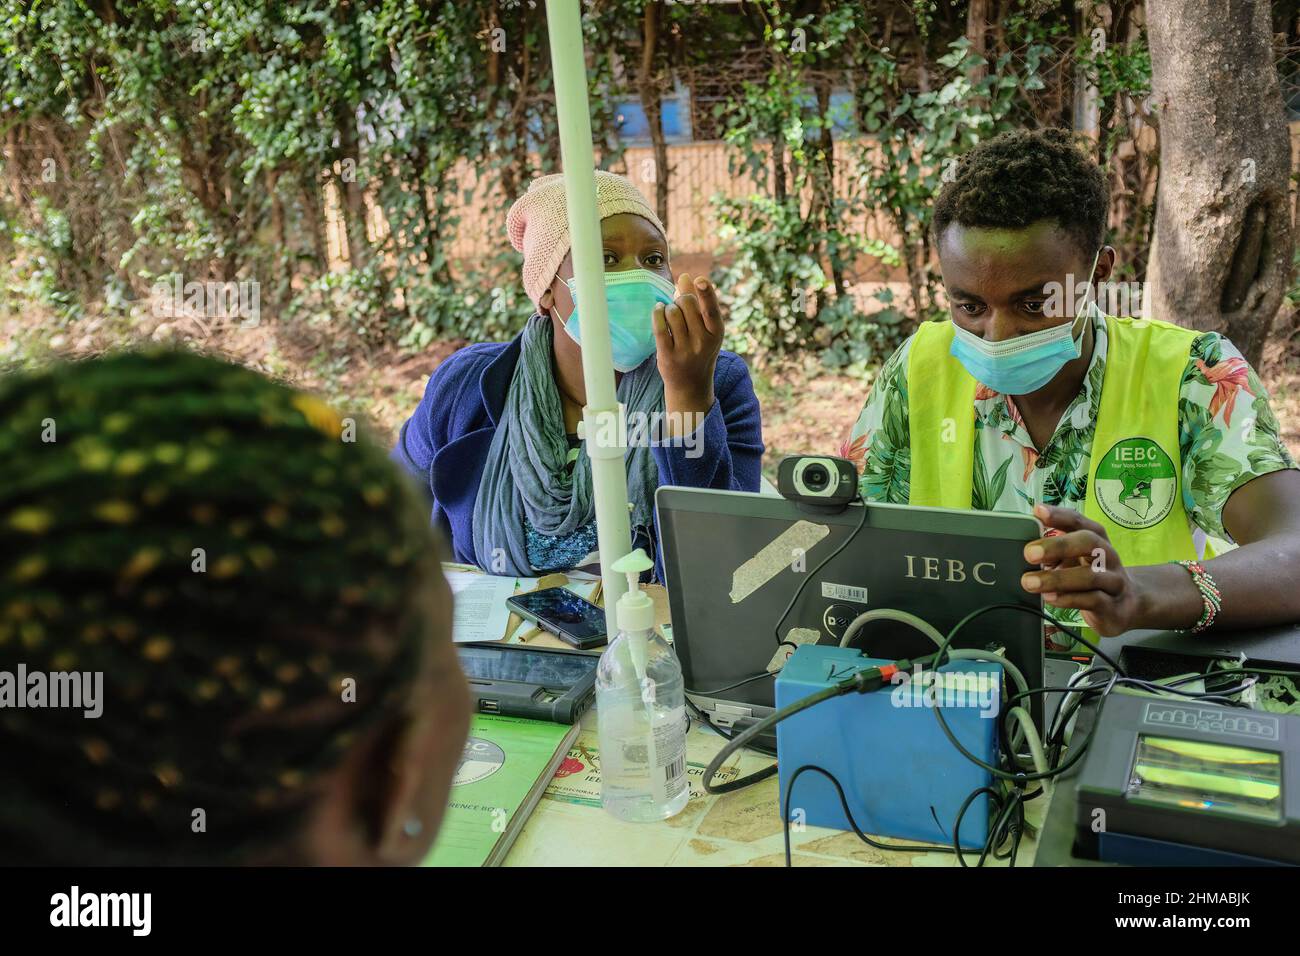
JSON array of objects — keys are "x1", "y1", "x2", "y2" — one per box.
[{"x1": 728, "y1": 520, "x2": 830, "y2": 604}]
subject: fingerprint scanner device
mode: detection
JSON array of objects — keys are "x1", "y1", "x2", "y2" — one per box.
[
  {"x1": 457, "y1": 643, "x2": 598, "y2": 724},
  {"x1": 655, "y1": 487, "x2": 1046, "y2": 735},
  {"x1": 1074, "y1": 689, "x2": 1300, "y2": 866},
  {"x1": 775, "y1": 644, "x2": 1002, "y2": 849}
]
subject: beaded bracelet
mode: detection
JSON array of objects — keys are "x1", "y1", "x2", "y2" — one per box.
[{"x1": 1171, "y1": 560, "x2": 1222, "y2": 633}]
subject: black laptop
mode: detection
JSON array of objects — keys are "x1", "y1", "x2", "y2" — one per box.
[{"x1": 655, "y1": 487, "x2": 1049, "y2": 732}]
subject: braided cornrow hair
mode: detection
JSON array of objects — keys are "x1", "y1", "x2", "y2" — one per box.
[{"x1": 0, "y1": 349, "x2": 442, "y2": 864}]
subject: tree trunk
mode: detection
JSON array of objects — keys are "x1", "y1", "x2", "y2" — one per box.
[
  {"x1": 413, "y1": 142, "x2": 452, "y2": 287},
  {"x1": 897, "y1": 212, "x2": 926, "y2": 327},
  {"x1": 496, "y1": 3, "x2": 534, "y2": 201},
  {"x1": 300, "y1": 181, "x2": 328, "y2": 274},
  {"x1": 1073, "y1": 1, "x2": 1101, "y2": 148},
  {"x1": 638, "y1": 2, "x2": 670, "y2": 229},
  {"x1": 1145, "y1": 0, "x2": 1295, "y2": 366},
  {"x1": 965, "y1": 0, "x2": 990, "y2": 86},
  {"x1": 334, "y1": 103, "x2": 369, "y2": 270},
  {"x1": 813, "y1": 78, "x2": 845, "y2": 299},
  {"x1": 914, "y1": 31, "x2": 930, "y2": 94},
  {"x1": 266, "y1": 168, "x2": 285, "y2": 254}
]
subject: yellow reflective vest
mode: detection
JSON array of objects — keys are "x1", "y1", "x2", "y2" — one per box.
[{"x1": 907, "y1": 315, "x2": 1202, "y2": 569}]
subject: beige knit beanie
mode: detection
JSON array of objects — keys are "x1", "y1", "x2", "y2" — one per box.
[{"x1": 507, "y1": 170, "x2": 667, "y2": 307}]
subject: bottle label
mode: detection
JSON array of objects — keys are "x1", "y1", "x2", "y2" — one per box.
[{"x1": 652, "y1": 709, "x2": 687, "y2": 804}]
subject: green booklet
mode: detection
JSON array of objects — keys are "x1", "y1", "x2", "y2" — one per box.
[{"x1": 423, "y1": 714, "x2": 580, "y2": 867}]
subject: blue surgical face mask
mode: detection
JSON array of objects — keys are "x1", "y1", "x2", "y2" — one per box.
[
  {"x1": 948, "y1": 249, "x2": 1101, "y2": 395},
  {"x1": 562, "y1": 269, "x2": 676, "y2": 372}
]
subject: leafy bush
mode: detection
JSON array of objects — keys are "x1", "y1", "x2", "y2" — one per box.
[
  {"x1": 0, "y1": 0, "x2": 1168, "y2": 366},
  {"x1": 713, "y1": 4, "x2": 1060, "y2": 363}
]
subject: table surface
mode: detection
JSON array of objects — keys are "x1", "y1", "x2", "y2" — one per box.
[
  {"x1": 473, "y1": 569, "x2": 1300, "y2": 866},
  {"x1": 503, "y1": 710, "x2": 1049, "y2": 867},
  {"x1": 481, "y1": 573, "x2": 1048, "y2": 867}
]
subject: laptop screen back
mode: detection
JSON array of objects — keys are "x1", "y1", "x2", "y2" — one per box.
[{"x1": 656, "y1": 488, "x2": 1046, "y2": 723}]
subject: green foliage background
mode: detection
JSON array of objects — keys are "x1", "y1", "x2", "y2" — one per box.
[{"x1": 0, "y1": 1, "x2": 1159, "y2": 365}]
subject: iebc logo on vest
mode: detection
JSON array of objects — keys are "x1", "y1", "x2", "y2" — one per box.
[{"x1": 1093, "y1": 436, "x2": 1177, "y2": 530}]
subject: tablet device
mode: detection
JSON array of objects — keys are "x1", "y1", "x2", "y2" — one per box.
[{"x1": 457, "y1": 643, "x2": 598, "y2": 724}]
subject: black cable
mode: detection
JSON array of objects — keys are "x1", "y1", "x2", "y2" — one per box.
[
  {"x1": 946, "y1": 775, "x2": 1033, "y2": 868},
  {"x1": 1164, "y1": 670, "x2": 1234, "y2": 688},
  {"x1": 702, "y1": 600, "x2": 1107, "y2": 863},
  {"x1": 929, "y1": 605, "x2": 1118, "y2": 777},
  {"x1": 703, "y1": 598, "x2": 1140, "y2": 862},
  {"x1": 701, "y1": 683, "x2": 843, "y2": 794},
  {"x1": 980, "y1": 788, "x2": 1021, "y2": 867},
  {"x1": 782, "y1": 764, "x2": 956, "y2": 866},
  {"x1": 771, "y1": 597, "x2": 1260, "y2": 863},
  {"x1": 1045, "y1": 670, "x2": 1118, "y2": 769},
  {"x1": 1199, "y1": 672, "x2": 1260, "y2": 692},
  {"x1": 1046, "y1": 669, "x2": 1114, "y2": 740},
  {"x1": 1038, "y1": 609, "x2": 1127, "y2": 675},
  {"x1": 1201, "y1": 663, "x2": 1300, "y2": 706},
  {"x1": 1002, "y1": 674, "x2": 1110, "y2": 781},
  {"x1": 684, "y1": 500, "x2": 869, "y2": 741},
  {"x1": 1005, "y1": 795, "x2": 1027, "y2": 865},
  {"x1": 929, "y1": 604, "x2": 1122, "y2": 782},
  {"x1": 1122, "y1": 673, "x2": 1249, "y2": 696},
  {"x1": 1113, "y1": 676, "x2": 1251, "y2": 705},
  {"x1": 701, "y1": 656, "x2": 934, "y2": 795},
  {"x1": 1003, "y1": 668, "x2": 1113, "y2": 715},
  {"x1": 687, "y1": 670, "x2": 774, "y2": 697},
  {"x1": 1009, "y1": 816, "x2": 1025, "y2": 866},
  {"x1": 942, "y1": 602, "x2": 1127, "y2": 675},
  {"x1": 1208, "y1": 664, "x2": 1300, "y2": 680},
  {"x1": 984, "y1": 777, "x2": 1035, "y2": 867},
  {"x1": 1004, "y1": 665, "x2": 1112, "y2": 768},
  {"x1": 951, "y1": 786, "x2": 1001, "y2": 868},
  {"x1": 771, "y1": 499, "x2": 868, "y2": 647}
]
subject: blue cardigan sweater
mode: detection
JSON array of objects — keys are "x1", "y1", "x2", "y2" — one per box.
[{"x1": 392, "y1": 332, "x2": 765, "y2": 571}]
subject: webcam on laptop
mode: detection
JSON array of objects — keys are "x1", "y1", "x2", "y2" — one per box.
[{"x1": 776, "y1": 455, "x2": 859, "y2": 513}]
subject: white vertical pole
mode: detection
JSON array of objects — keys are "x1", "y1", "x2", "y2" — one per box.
[{"x1": 544, "y1": 0, "x2": 632, "y2": 637}]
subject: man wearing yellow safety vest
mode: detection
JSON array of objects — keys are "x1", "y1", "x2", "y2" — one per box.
[{"x1": 841, "y1": 128, "x2": 1300, "y2": 645}]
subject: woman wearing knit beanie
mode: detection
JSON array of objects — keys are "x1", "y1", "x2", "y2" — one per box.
[{"x1": 393, "y1": 170, "x2": 763, "y2": 577}]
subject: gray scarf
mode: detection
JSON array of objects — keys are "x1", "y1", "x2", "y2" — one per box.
[{"x1": 472, "y1": 314, "x2": 664, "y2": 576}]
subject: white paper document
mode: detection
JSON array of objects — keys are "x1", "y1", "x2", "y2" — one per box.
[{"x1": 445, "y1": 571, "x2": 518, "y2": 643}]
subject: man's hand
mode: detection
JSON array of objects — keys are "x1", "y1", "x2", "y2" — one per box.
[
  {"x1": 654, "y1": 274, "x2": 722, "y2": 431},
  {"x1": 1020, "y1": 504, "x2": 1146, "y2": 637}
]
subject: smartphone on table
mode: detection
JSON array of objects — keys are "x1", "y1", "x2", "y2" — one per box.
[{"x1": 505, "y1": 586, "x2": 608, "y2": 650}]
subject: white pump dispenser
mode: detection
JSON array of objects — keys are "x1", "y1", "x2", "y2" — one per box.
[
  {"x1": 613, "y1": 548, "x2": 655, "y2": 679},
  {"x1": 595, "y1": 549, "x2": 688, "y2": 821}
]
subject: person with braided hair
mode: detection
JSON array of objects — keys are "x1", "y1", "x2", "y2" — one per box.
[
  {"x1": 0, "y1": 350, "x2": 470, "y2": 865},
  {"x1": 842, "y1": 127, "x2": 1300, "y2": 644}
]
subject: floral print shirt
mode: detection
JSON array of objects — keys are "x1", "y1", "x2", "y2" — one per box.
[{"x1": 840, "y1": 313, "x2": 1297, "y2": 641}]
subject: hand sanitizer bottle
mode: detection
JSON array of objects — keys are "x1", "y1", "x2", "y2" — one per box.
[{"x1": 596, "y1": 548, "x2": 688, "y2": 822}]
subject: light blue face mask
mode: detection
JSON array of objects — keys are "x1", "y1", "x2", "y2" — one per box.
[
  {"x1": 948, "y1": 249, "x2": 1101, "y2": 395},
  {"x1": 563, "y1": 269, "x2": 676, "y2": 372}
]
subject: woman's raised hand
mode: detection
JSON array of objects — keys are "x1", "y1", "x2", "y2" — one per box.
[{"x1": 654, "y1": 273, "x2": 723, "y2": 423}]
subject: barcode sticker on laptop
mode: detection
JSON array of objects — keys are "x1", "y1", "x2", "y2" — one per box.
[{"x1": 821, "y1": 582, "x2": 868, "y2": 604}]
